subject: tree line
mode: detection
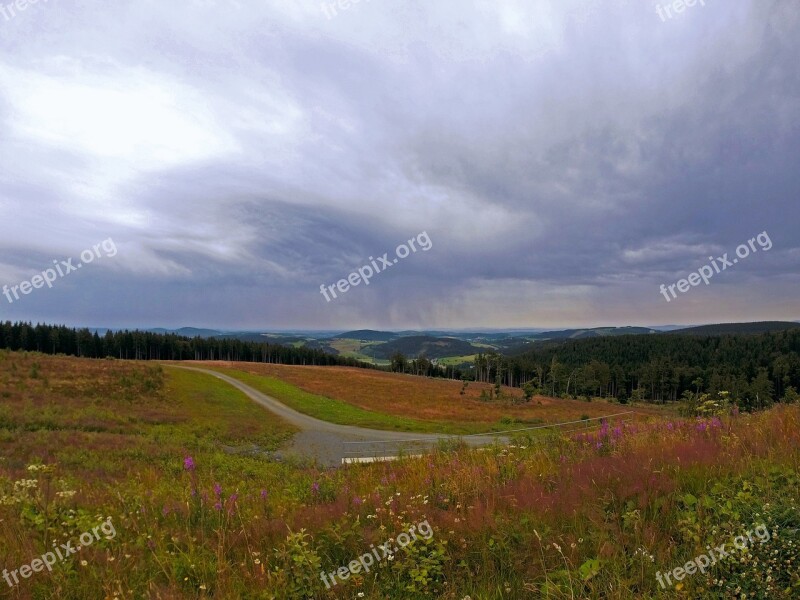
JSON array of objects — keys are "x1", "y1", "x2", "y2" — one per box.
[
  {"x1": 0, "y1": 322, "x2": 466, "y2": 381},
  {"x1": 475, "y1": 329, "x2": 800, "y2": 411},
  {"x1": 0, "y1": 322, "x2": 378, "y2": 368}
]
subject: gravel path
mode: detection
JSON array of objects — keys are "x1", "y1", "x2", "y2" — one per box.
[{"x1": 173, "y1": 366, "x2": 505, "y2": 466}]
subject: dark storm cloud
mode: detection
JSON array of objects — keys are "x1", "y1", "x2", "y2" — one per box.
[{"x1": 0, "y1": 0, "x2": 796, "y2": 329}]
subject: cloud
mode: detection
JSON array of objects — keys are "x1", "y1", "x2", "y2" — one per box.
[{"x1": 0, "y1": 0, "x2": 797, "y2": 329}]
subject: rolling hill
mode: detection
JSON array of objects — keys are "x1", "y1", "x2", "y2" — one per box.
[{"x1": 371, "y1": 335, "x2": 482, "y2": 359}]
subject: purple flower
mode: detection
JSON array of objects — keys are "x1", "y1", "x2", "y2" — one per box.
[
  {"x1": 214, "y1": 501, "x2": 222, "y2": 511},
  {"x1": 260, "y1": 489, "x2": 268, "y2": 500},
  {"x1": 214, "y1": 483, "x2": 222, "y2": 497},
  {"x1": 183, "y1": 456, "x2": 195, "y2": 471},
  {"x1": 311, "y1": 481, "x2": 320, "y2": 495},
  {"x1": 353, "y1": 496, "x2": 363, "y2": 506}
]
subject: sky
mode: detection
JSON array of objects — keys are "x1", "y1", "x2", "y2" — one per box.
[{"x1": 0, "y1": 0, "x2": 797, "y2": 331}]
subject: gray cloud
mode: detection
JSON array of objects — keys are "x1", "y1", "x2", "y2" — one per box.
[{"x1": 0, "y1": 0, "x2": 797, "y2": 329}]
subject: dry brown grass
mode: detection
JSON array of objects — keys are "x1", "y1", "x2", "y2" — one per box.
[{"x1": 191, "y1": 361, "x2": 669, "y2": 425}]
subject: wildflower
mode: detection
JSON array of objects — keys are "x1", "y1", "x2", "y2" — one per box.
[
  {"x1": 260, "y1": 489, "x2": 268, "y2": 500},
  {"x1": 311, "y1": 481, "x2": 320, "y2": 495},
  {"x1": 183, "y1": 456, "x2": 195, "y2": 471},
  {"x1": 213, "y1": 483, "x2": 222, "y2": 497}
]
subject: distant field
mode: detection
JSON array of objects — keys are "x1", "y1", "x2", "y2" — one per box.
[
  {"x1": 326, "y1": 339, "x2": 391, "y2": 366},
  {"x1": 192, "y1": 361, "x2": 669, "y2": 429},
  {"x1": 436, "y1": 354, "x2": 477, "y2": 366}
]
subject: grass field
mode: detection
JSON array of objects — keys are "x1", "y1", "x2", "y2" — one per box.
[
  {"x1": 191, "y1": 361, "x2": 669, "y2": 430},
  {"x1": 1, "y1": 352, "x2": 798, "y2": 599},
  {"x1": 325, "y1": 340, "x2": 391, "y2": 366},
  {"x1": 436, "y1": 354, "x2": 478, "y2": 367}
]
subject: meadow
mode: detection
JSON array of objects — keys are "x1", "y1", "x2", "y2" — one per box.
[
  {"x1": 194, "y1": 362, "x2": 668, "y2": 433},
  {"x1": 0, "y1": 351, "x2": 798, "y2": 599}
]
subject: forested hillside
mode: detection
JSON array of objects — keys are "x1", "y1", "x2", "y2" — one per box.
[
  {"x1": 0, "y1": 322, "x2": 369, "y2": 367},
  {"x1": 486, "y1": 329, "x2": 800, "y2": 409},
  {"x1": 372, "y1": 335, "x2": 480, "y2": 359}
]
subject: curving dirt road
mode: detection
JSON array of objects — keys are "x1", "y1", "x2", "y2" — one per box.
[{"x1": 172, "y1": 366, "x2": 505, "y2": 466}]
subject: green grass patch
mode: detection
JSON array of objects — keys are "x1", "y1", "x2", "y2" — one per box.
[
  {"x1": 437, "y1": 354, "x2": 477, "y2": 366},
  {"x1": 200, "y1": 366, "x2": 496, "y2": 435},
  {"x1": 160, "y1": 368, "x2": 297, "y2": 451}
]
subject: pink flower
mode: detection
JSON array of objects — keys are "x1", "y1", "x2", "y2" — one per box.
[{"x1": 183, "y1": 456, "x2": 195, "y2": 471}]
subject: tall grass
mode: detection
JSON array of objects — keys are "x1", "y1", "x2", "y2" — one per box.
[{"x1": 0, "y1": 352, "x2": 798, "y2": 599}]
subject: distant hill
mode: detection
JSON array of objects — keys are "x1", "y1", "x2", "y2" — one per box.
[
  {"x1": 667, "y1": 321, "x2": 800, "y2": 336},
  {"x1": 331, "y1": 330, "x2": 398, "y2": 342},
  {"x1": 533, "y1": 326, "x2": 657, "y2": 340},
  {"x1": 372, "y1": 336, "x2": 481, "y2": 359},
  {"x1": 219, "y1": 333, "x2": 309, "y2": 345},
  {"x1": 148, "y1": 327, "x2": 224, "y2": 338}
]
